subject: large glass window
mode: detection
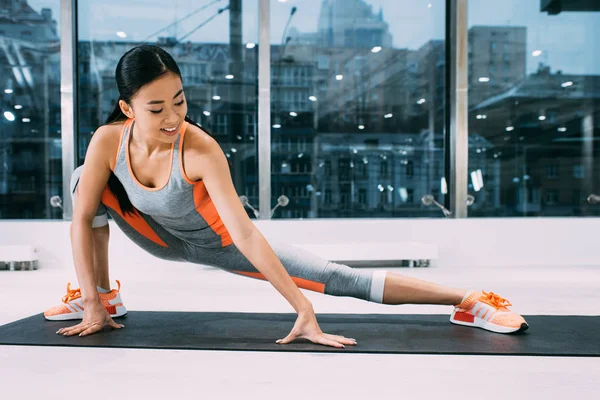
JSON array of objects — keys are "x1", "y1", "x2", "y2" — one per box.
[
  {"x1": 270, "y1": 0, "x2": 446, "y2": 218},
  {"x1": 0, "y1": 0, "x2": 61, "y2": 219},
  {"x1": 7, "y1": 1, "x2": 599, "y2": 221},
  {"x1": 468, "y1": 1, "x2": 600, "y2": 217},
  {"x1": 77, "y1": 0, "x2": 258, "y2": 211}
]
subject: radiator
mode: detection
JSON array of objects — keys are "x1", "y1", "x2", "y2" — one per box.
[
  {"x1": 293, "y1": 242, "x2": 438, "y2": 267},
  {"x1": 0, "y1": 245, "x2": 39, "y2": 271}
]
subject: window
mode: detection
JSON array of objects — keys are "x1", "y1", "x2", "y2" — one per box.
[
  {"x1": 572, "y1": 189, "x2": 582, "y2": 205},
  {"x1": 49, "y1": 140, "x2": 62, "y2": 160},
  {"x1": 271, "y1": 0, "x2": 446, "y2": 218},
  {"x1": 215, "y1": 114, "x2": 229, "y2": 134},
  {"x1": 545, "y1": 190, "x2": 559, "y2": 205},
  {"x1": 468, "y1": 1, "x2": 600, "y2": 217},
  {"x1": 380, "y1": 159, "x2": 389, "y2": 177},
  {"x1": 323, "y1": 160, "x2": 331, "y2": 176},
  {"x1": 77, "y1": 0, "x2": 259, "y2": 205},
  {"x1": 358, "y1": 189, "x2": 367, "y2": 205},
  {"x1": 323, "y1": 188, "x2": 331, "y2": 205},
  {"x1": 357, "y1": 161, "x2": 366, "y2": 177},
  {"x1": 379, "y1": 189, "x2": 386, "y2": 207},
  {"x1": 546, "y1": 164, "x2": 559, "y2": 179},
  {"x1": 180, "y1": 63, "x2": 206, "y2": 85},
  {"x1": 407, "y1": 189, "x2": 414, "y2": 204},
  {"x1": 0, "y1": 3, "x2": 61, "y2": 219},
  {"x1": 245, "y1": 113, "x2": 257, "y2": 137},
  {"x1": 406, "y1": 160, "x2": 414, "y2": 178}
]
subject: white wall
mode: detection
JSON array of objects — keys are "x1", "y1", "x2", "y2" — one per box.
[{"x1": 0, "y1": 218, "x2": 598, "y2": 269}]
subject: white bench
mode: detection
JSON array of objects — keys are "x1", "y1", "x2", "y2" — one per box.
[
  {"x1": 0, "y1": 245, "x2": 38, "y2": 271},
  {"x1": 293, "y1": 242, "x2": 438, "y2": 267}
]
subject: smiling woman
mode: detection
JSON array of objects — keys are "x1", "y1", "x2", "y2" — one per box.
[
  {"x1": 99, "y1": 45, "x2": 197, "y2": 212},
  {"x1": 45, "y1": 44, "x2": 529, "y2": 345}
]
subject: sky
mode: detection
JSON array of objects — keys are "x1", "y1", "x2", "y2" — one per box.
[{"x1": 28, "y1": 0, "x2": 600, "y2": 75}]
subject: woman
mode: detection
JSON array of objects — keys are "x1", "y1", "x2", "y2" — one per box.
[{"x1": 47, "y1": 45, "x2": 527, "y2": 347}]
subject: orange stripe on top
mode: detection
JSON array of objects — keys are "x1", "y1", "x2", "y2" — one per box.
[
  {"x1": 234, "y1": 271, "x2": 326, "y2": 294},
  {"x1": 100, "y1": 186, "x2": 169, "y2": 248},
  {"x1": 180, "y1": 122, "x2": 233, "y2": 247},
  {"x1": 193, "y1": 182, "x2": 233, "y2": 247}
]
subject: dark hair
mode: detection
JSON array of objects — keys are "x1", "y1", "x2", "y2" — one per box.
[{"x1": 100, "y1": 44, "x2": 199, "y2": 215}]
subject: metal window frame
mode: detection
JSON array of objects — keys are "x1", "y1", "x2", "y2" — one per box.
[
  {"x1": 446, "y1": 0, "x2": 469, "y2": 218},
  {"x1": 59, "y1": 0, "x2": 468, "y2": 221},
  {"x1": 60, "y1": 0, "x2": 77, "y2": 220},
  {"x1": 258, "y1": 0, "x2": 271, "y2": 219}
]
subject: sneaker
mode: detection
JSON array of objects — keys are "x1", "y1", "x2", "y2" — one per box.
[
  {"x1": 450, "y1": 291, "x2": 528, "y2": 334},
  {"x1": 44, "y1": 280, "x2": 127, "y2": 321}
]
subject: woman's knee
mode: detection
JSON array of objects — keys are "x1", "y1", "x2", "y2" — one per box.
[
  {"x1": 70, "y1": 165, "x2": 109, "y2": 228},
  {"x1": 324, "y1": 262, "x2": 386, "y2": 303}
]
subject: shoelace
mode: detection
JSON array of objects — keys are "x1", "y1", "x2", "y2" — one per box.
[
  {"x1": 60, "y1": 280, "x2": 121, "y2": 304},
  {"x1": 480, "y1": 291, "x2": 512, "y2": 309},
  {"x1": 61, "y1": 283, "x2": 81, "y2": 304}
]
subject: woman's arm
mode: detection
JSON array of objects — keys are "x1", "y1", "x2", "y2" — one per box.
[
  {"x1": 70, "y1": 125, "x2": 118, "y2": 306},
  {"x1": 175, "y1": 126, "x2": 356, "y2": 348},
  {"x1": 57, "y1": 124, "x2": 125, "y2": 337},
  {"x1": 189, "y1": 132, "x2": 312, "y2": 314}
]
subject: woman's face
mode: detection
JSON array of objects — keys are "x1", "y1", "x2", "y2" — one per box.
[{"x1": 120, "y1": 72, "x2": 188, "y2": 144}]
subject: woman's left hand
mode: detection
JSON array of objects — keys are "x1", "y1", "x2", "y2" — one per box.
[{"x1": 276, "y1": 309, "x2": 357, "y2": 348}]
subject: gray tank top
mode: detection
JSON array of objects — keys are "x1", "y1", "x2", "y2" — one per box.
[{"x1": 111, "y1": 118, "x2": 233, "y2": 248}]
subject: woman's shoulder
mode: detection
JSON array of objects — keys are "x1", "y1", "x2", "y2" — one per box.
[
  {"x1": 182, "y1": 121, "x2": 219, "y2": 155},
  {"x1": 181, "y1": 121, "x2": 225, "y2": 181},
  {"x1": 94, "y1": 120, "x2": 127, "y2": 139},
  {"x1": 86, "y1": 121, "x2": 128, "y2": 165}
]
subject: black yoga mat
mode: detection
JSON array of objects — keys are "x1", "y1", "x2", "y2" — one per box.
[{"x1": 0, "y1": 312, "x2": 598, "y2": 357}]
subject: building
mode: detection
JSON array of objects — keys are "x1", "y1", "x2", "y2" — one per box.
[
  {"x1": 0, "y1": 0, "x2": 60, "y2": 219},
  {"x1": 468, "y1": 26, "x2": 527, "y2": 106},
  {"x1": 469, "y1": 64, "x2": 600, "y2": 216}
]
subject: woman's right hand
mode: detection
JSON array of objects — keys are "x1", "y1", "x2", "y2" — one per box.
[{"x1": 56, "y1": 300, "x2": 124, "y2": 337}]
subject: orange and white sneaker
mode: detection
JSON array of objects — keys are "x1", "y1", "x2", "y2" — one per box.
[
  {"x1": 44, "y1": 280, "x2": 127, "y2": 321},
  {"x1": 450, "y1": 291, "x2": 528, "y2": 334}
]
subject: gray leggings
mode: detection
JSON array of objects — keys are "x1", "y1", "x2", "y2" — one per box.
[{"x1": 71, "y1": 166, "x2": 387, "y2": 302}]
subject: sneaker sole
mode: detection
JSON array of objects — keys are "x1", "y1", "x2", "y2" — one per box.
[
  {"x1": 44, "y1": 305, "x2": 127, "y2": 321},
  {"x1": 450, "y1": 310, "x2": 528, "y2": 334}
]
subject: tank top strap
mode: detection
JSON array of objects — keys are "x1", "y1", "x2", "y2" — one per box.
[
  {"x1": 111, "y1": 118, "x2": 134, "y2": 172},
  {"x1": 170, "y1": 120, "x2": 190, "y2": 181}
]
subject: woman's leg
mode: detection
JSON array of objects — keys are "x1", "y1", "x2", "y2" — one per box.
[
  {"x1": 205, "y1": 239, "x2": 527, "y2": 333},
  {"x1": 70, "y1": 165, "x2": 188, "y2": 284},
  {"x1": 45, "y1": 168, "x2": 129, "y2": 320},
  {"x1": 187, "y1": 238, "x2": 527, "y2": 333},
  {"x1": 381, "y1": 273, "x2": 466, "y2": 305},
  {"x1": 201, "y1": 239, "x2": 466, "y2": 305}
]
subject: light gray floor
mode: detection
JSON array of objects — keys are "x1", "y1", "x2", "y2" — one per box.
[{"x1": 1, "y1": 259, "x2": 599, "y2": 399}]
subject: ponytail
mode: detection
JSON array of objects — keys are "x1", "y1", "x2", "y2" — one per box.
[
  {"x1": 105, "y1": 98, "x2": 128, "y2": 125},
  {"x1": 97, "y1": 99, "x2": 136, "y2": 215}
]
